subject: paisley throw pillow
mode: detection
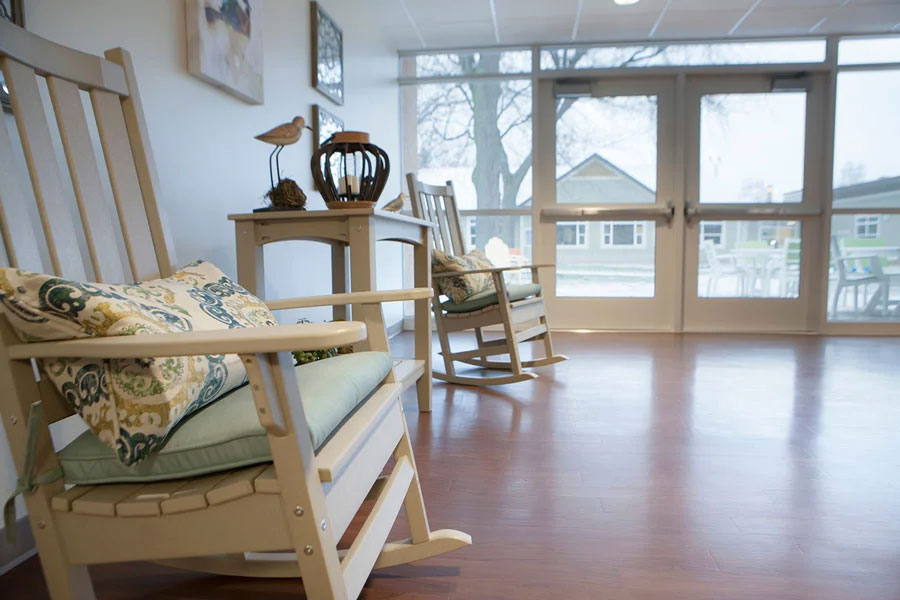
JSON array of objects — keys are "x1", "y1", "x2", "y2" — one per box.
[
  {"x1": 0, "y1": 260, "x2": 276, "y2": 465},
  {"x1": 432, "y1": 249, "x2": 495, "y2": 304}
]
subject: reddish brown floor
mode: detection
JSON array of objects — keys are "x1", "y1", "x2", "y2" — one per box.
[{"x1": 3, "y1": 333, "x2": 900, "y2": 599}]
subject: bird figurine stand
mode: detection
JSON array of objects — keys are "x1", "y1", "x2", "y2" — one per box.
[{"x1": 255, "y1": 115, "x2": 308, "y2": 211}]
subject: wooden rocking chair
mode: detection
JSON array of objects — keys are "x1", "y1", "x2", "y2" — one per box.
[
  {"x1": 406, "y1": 175, "x2": 568, "y2": 386},
  {"x1": 0, "y1": 22, "x2": 468, "y2": 600}
]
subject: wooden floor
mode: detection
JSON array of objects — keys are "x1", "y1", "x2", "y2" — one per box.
[{"x1": 3, "y1": 333, "x2": 900, "y2": 599}]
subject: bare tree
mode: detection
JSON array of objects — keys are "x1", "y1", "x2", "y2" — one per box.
[{"x1": 416, "y1": 46, "x2": 668, "y2": 248}]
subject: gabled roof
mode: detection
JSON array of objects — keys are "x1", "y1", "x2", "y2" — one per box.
[
  {"x1": 521, "y1": 153, "x2": 654, "y2": 207},
  {"x1": 833, "y1": 175, "x2": 900, "y2": 201},
  {"x1": 557, "y1": 153, "x2": 655, "y2": 194}
]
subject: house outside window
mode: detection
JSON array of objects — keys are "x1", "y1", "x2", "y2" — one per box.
[
  {"x1": 700, "y1": 221, "x2": 725, "y2": 245},
  {"x1": 557, "y1": 221, "x2": 588, "y2": 247},
  {"x1": 855, "y1": 214, "x2": 880, "y2": 238},
  {"x1": 602, "y1": 221, "x2": 646, "y2": 247},
  {"x1": 466, "y1": 217, "x2": 477, "y2": 249},
  {"x1": 759, "y1": 220, "x2": 799, "y2": 245}
]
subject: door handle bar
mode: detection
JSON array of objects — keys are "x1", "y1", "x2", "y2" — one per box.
[
  {"x1": 542, "y1": 201, "x2": 675, "y2": 224},
  {"x1": 684, "y1": 204, "x2": 822, "y2": 223}
]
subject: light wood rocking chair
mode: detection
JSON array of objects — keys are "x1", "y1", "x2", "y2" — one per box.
[
  {"x1": 406, "y1": 175, "x2": 568, "y2": 386},
  {"x1": 0, "y1": 21, "x2": 468, "y2": 600}
]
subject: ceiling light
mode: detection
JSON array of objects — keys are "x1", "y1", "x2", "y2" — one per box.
[{"x1": 614, "y1": 0, "x2": 641, "y2": 5}]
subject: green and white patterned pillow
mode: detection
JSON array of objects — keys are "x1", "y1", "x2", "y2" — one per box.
[
  {"x1": 432, "y1": 249, "x2": 495, "y2": 304},
  {"x1": 0, "y1": 260, "x2": 276, "y2": 466}
]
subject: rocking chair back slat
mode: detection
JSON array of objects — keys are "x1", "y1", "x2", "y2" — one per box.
[
  {"x1": 91, "y1": 88, "x2": 160, "y2": 281},
  {"x1": 405, "y1": 175, "x2": 465, "y2": 256},
  {"x1": 46, "y1": 76, "x2": 129, "y2": 283},
  {"x1": 0, "y1": 110, "x2": 44, "y2": 271},
  {"x1": 2, "y1": 57, "x2": 89, "y2": 280}
]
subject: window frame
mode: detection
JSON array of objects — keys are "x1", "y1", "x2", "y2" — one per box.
[
  {"x1": 601, "y1": 221, "x2": 647, "y2": 248},
  {"x1": 557, "y1": 221, "x2": 589, "y2": 248},
  {"x1": 854, "y1": 214, "x2": 881, "y2": 239},
  {"x1": 700, "y1": 221, "x2": 725, "y2": 245}
]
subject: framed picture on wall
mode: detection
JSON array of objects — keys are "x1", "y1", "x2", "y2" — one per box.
[
  {"x1": 186, "y1": 0, "x2": 264, "y2": 104},
  {"x1": 0, "y1": 0, "x2": 24, "y2": 113},
  {"x1": 311, "y1": 104, "x2": 343, "y2": 150},
  {"x1": 310, "y1": 1, "x2": 343, "y2": 105},
  {"x1": 311, "y1": 104, "x2": 343, "y2": 192}
]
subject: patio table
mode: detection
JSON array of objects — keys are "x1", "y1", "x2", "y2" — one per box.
[{"x1": 732, "y1": 247, "x2": 784, "y2": 297}]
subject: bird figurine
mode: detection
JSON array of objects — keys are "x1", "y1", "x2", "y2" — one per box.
[{"x1": 255, "y1": 116, "x2": 307, "y2": 189}]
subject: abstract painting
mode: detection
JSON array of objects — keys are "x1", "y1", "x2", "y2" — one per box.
[
  {"x1": 186, "y1": 0, "x2": 264, "y2": 104},
  {"x1": 311, "y1": 1, "x2": 343, "y2": 105}
]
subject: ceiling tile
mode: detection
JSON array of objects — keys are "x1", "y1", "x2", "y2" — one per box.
[
  {"x1": 577, "y1": 14, "x2": 659, "y2": 41},
  {"x1": 406, "y1": 0, "x2": 493, "y2": 23},
  {"x1": 816, "y1": 3, "x2": 900, "y2": 33},
  {"x1": 495, "y1": 0, "x2": 579, "y2": 20},
  {"x1": 417, "y1": 21, "x2": 498, "y2": 48},
  {"x1": 735, "y1": 7, "x2": 832, "y2": 35},
  {"x1": 501, "y1": 18, "x2": 575, "y2": 44},
  {"x1": 581, "y1": 0, "x2": 670, "y2": 17},
  {"x1": 652, "y1": 9, "x2": 748, "y2": 38}
]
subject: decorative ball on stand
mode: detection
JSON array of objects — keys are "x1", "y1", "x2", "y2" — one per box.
[
  {"x1": 311, "y1": 131, "x2": 390, "y2": 210},
  {"x1": 255, "y1": 116, "x2": 310, "y2": 211}
]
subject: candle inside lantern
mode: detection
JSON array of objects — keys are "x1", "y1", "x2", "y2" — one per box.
[{"x1": 338, "y1": 175, "x2": 360, "y2": 197}]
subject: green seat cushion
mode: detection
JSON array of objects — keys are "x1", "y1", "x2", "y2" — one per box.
[
  {"x1": 57, "y1": 352, "x2": 393, "y2": 485},
  {"x1": 441, "y1": 283, "x2": 541, "y2": 313}
]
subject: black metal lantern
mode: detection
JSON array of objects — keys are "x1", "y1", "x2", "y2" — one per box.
[{"x1": 311, "y1": 131, "x2": 390, "y2": 209}]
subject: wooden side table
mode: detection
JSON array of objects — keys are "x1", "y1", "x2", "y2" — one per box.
[{"x1": 229, "y1": 208, "x2": 434, "y2": 411}]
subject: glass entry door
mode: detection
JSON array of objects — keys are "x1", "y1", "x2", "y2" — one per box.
[
  {"x1": 537, "y1": 77, "x2": 678, "y2": 330},
  {"x1": 682, "y1": 74, "x2": 827, "y2": 332}
]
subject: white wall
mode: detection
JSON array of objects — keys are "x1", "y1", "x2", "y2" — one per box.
[{"x1": 0, "y1": 0, "x2": 402, "y2": 544}]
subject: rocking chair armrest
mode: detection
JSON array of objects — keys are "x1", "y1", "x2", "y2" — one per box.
[
  {"x1": 7, "y1": 322, "x2": 367, "y2": 360},
  {"x1": 432, "y1": 264, "x2": 555, "y2": 278},
  {"x1": 266, "y1": 288, "x2": 433, "y2": 311}
]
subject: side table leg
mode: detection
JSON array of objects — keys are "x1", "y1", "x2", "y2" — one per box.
[
  {"x1": 414, "y1": 229, "x2": 432, "y2": 412},
  {"x1": 331, "y1": 243, "x2": 349, "y2": 321},
  {"x1": 236, "y1": 222, "x2": 264, "y2": 298}
]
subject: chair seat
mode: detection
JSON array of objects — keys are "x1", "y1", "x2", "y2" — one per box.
[
  {"x1": 57, "y1": 352, "x2": 394, "y2": 485},
  {"x1": 441, "y1": 283, "x2": 541, "y2": 314}
]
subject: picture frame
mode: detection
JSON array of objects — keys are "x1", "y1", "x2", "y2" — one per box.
[
  {"x1": 311, "y1": 104, "x2": 344, "y2": 192},
  {"x1": 310, "y1": 1, "x2": 343, "y2": 105},
  {"x1": 0, "y1": 0, "x2": 24, "y2": 113},
  {"x1": 185, "y1": 0, "x2": 264, "y2": 105},
  {"x1": 311, "y1": 104, "x2": 344, "y2": 151}
]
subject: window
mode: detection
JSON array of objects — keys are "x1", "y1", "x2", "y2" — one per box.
[
  {"x1": 838, "y1": 36, "x2": 900, "y2": 65},
  {"x1": 541, "y1": 40, "x2": 825, "y2": 70},
  {"x1": 602, "y1": 222, "x2": 645, "y2": 247},
  {"x1": 466, "y1": 217, "x2": 477, "y2": 249},
  {"x1": 700, "y1": 221, "x2": 725, "y2": 245},
  {"x1": 832, "y1": 70, "x2": 900, "y2": 207},
  {"x1": 402, "y1": 49, "x2": 531, "y2": 78},
  {"x1": 557, "y1": 222, "x2": 588, "y2": 247},
  {"x1": 855, "y1": 215, "x2": 880, "y2": 238}
]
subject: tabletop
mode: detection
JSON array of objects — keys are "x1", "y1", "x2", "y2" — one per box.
[{"x1": 228, "y1": 208, "x2": 434, "y2": 228}]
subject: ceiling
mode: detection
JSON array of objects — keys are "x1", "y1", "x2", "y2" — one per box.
[{"x1": 377, "y1": 0, "x2": 900, "y2": 50}]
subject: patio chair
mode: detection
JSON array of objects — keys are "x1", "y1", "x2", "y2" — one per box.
[
  {"x1": 0, "y1": 21, "x2": 468, "y2": 600},
  {"x1": 830, "y1": 235, "x2": 886, "y2": 316},
  {"x1": 700, "y1": 240, "x2": 745, "y2": 296},
  {"x1": 774, "y1": 237, "x2": 802, "y2": 297},
  {"x1": 406, "y1": 175, "x2": 567, "y2": 386}
]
